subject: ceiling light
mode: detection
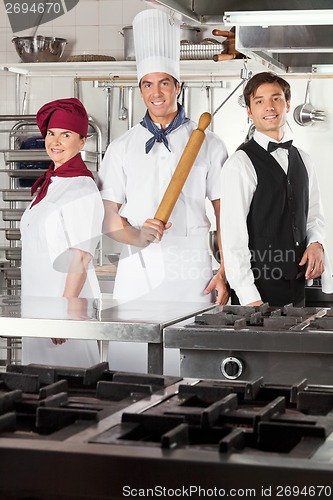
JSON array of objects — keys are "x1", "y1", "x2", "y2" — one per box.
[
  {"x1": 312, "y1": 64, "x2": 333, "y2": 75},
  {"x1": 223, "y1": 10, "x2": 333, "y2": 27}
]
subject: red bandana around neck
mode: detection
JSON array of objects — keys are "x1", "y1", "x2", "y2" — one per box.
[{"x1": 30, "y1": 153, "x2": 95, "y2": 209}]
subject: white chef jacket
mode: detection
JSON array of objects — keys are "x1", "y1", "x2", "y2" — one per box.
[
  {"x1": 220, "y1": 129, "x2": 333, "y2": 305},
  {"x1": 98, "y1": 120, "x2": 228, "y2": 375},
  {"x1": 98, "y1": 120, "x2": 228, "y2": 301},
  {"x1": 20, "y1": 176, "x2": 104, "y2": 367}
]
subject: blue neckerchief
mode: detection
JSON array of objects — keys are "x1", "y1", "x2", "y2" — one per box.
[{"x1": 140, "y1": 103, "x2": 189, "y2": 154}]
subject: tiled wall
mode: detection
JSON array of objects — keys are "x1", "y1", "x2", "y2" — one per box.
[
  {"x1": 0, "y1": 0, "x2": 152, "y2": 144},
  {"x1": 0, "y1": 0, "x2": 150, "y2": 63}
]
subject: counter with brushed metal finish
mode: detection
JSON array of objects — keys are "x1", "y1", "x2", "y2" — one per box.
[{"x1": 0, "y1": 295, "x2": 214, "y2": 374}]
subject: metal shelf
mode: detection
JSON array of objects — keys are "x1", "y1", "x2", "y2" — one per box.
[
  {"x1": 0, "y1": 228, "x2": 21, "y2": 241},
  {"x1": 2, "y1": 150, "x2": 48, "y2": 162},
  {"x1": 3, "y1": 268, "x2": 21, "y2": 280},
  {"x1": 0, "y1": 59, "x2": 266, "y2": 78},
  {"x1": 0, "y1": 247, "x2": 21, "y2": 261},
  {"x1": 0, "y1": 209, "x2": 25, "y2": 221},
  {"x1": 0, "y1": 170, "x2": 98, "y2": 180},
  {"x1": 0, "y1": 170, "x2": 46, "y2": 178},
  {"x1": 0, "y1": 189, "x2": 32, "y2": 202},
  {"x1": 1, "y1": 149, "x2": 99, "y2": 165}
]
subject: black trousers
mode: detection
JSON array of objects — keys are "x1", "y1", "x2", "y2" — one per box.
[{"x1": 231, "y1": 275, "x2": 305, "y2": 307}]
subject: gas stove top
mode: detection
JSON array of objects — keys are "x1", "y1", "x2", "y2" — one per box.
[
  {"x1": 164, "y1": 303, "x2": 333, "y2": 385},
  {"x1": 0, "y1": 362, "x2": 180, "y2": 441},
  {"x1": 1, "y1": 363, "x2": 333, "y2": 499},
  {"x1": 191, "y1": 303, "x2": 331, "y2": 331},
  {"x1": 92, "y1": 378, "x2": 333, "y2": 457}
]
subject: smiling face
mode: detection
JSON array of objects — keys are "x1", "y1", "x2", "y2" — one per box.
[
  {"x1": 45, "y1": 128, "x2": 86, "y2": 169},
  {"x1": 246, "y1": 82, "x2": 291, "y2": 141},
  {"x1": 140, "y1": 72, "x2": 181, "y2": 128}
]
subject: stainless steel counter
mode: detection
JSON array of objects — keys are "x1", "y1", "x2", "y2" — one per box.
[{"x1": 0, "y1": 295, "x2": 214, "y2": 374}]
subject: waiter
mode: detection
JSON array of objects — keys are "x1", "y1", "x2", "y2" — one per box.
[
  {"x1": 98, "y1": 9, "x2": 229, "y2": 373},
  {"x1": 220, "y1": 71, "x2": 333, "y2": 307}
]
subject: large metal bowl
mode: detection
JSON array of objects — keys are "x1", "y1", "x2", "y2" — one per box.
[{"x1": 12, "y1": 36, "x2": 67, "y2": 63}]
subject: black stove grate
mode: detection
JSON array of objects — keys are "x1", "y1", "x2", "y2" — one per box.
[
  {"x1": 90, "y1": 377, "x2": 333, "y2": 459},
  {"x1": 0, "y1": 363, "x2": 181, "y2": 438},
  {"x1": 193, "y1": 303, "x2": 328, "y2": 330}
]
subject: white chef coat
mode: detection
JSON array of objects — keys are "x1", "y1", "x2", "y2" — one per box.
[
  {"x1": 98, "y1": 120, "x2": 228, "y2": 300},
  {"x1": 98, "y1": 120, "x2": 228, "y2": 374},
  {"x1": 99, "y1": 121, "x2": 226, "y2": 236},
  {"x1": 20, "y1": 176, "x2": 104, "y2": 367},
  {"x1": 220, "y1": 130, "x2": 333, "y2": 305}
]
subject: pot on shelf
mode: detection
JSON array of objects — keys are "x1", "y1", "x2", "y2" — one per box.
[
  {"x1": 119, "y1": 26, "x2": 135, "y2": 61},
  {"x1": 119, "y1": 24, "x2": 201, "y2": 61},
  {"x1": 180, "y1": 25, "x2": 201, "y2": 44}
]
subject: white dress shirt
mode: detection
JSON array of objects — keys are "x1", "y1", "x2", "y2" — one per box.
[{"x1": 220, "y1": 130, "x2": 333, "y2": 305}]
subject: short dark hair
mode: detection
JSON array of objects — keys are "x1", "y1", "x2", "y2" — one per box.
[
  {"x1": 243, "y1": 72, "x2": 291, "y2": 108},
  {"x1": 139, "y1": 75, "x2": 179, "y2": 89}
]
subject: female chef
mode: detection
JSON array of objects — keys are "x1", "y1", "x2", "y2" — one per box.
[{"x1": 20, "y1": 98, "x2": 104, "y2": 367}]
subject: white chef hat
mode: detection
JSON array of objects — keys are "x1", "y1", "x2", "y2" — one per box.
[{"x1": 133, "y1": 9, "x2": 180, "y2": 83}]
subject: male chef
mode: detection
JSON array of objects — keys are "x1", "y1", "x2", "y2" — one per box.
[
  {"x1": 220, "y1": 71, "x2": 333, "y2": 307},
  {"x1": 98, "y1": 9, "x2": 229, "y2": 373},
  {"x1": 99, "y1": 9, "x2": 229, "y2": 304}
]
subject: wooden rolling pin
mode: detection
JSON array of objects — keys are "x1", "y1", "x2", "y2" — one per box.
[
  {"x1": 212, "y1": 29, "x2": 233, "y2": 37},
  {"x1": 154, "y1": 112, "x2": 211, "y2": 224},
  {"x1": 213, "y1": 53, "x2": 237, "y2": 62}
]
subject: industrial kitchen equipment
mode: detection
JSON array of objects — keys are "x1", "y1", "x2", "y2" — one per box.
[
  {"x1": 144, "y1": 1, "x2": 333, "y2": 74},
  {"x1": 1, "y1": 362, "x2": 333, "y2": 499},
  {"x1": 165, "y1": 303, "x2": 333, "y2": 385}
]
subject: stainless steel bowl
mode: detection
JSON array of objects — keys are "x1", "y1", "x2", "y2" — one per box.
[{"x1": 12, "y1": 36, "x2": 67, "y2": 63}]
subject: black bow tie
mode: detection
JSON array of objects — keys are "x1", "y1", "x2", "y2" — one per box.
[{"x1": 267, "y1": 140, "x2": 293, "y2": 153}]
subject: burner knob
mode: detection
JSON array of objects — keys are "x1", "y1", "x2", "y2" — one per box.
[{"x1": 221, "y1": 357, "x2": 243, "y2": 379}]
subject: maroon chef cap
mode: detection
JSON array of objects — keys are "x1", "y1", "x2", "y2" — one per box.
[{"x1": 36, "y1": 98, "x2": 89, "y2": 138}]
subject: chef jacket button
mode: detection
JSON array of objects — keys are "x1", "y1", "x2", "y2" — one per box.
[
  {"x1": 295, "y1": 241, "x2": 299, "y2": 246},
  {"x1": 287, "y1": 180, "x2": 291, "y2": 184}
]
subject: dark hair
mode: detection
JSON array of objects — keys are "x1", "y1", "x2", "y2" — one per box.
[
  {"x1": 139, "y1": 75, "x2": 179, "y2": 89},
  {"x1": 243, "y1": 72, "x2": 291, "y2": 108}
]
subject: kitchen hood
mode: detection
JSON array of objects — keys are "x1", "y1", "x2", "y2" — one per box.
[{"x1": 144, "y1": 0, "x2": 333, "y2": 74}]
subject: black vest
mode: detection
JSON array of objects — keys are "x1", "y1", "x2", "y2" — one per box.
[{"x1": 238, "y1": 139, "x2": 309, "y2": 280}]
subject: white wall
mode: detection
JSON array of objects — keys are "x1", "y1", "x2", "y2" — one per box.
[{"x1": 0, "y1": 0, "x2": 332, "y2": 264}]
